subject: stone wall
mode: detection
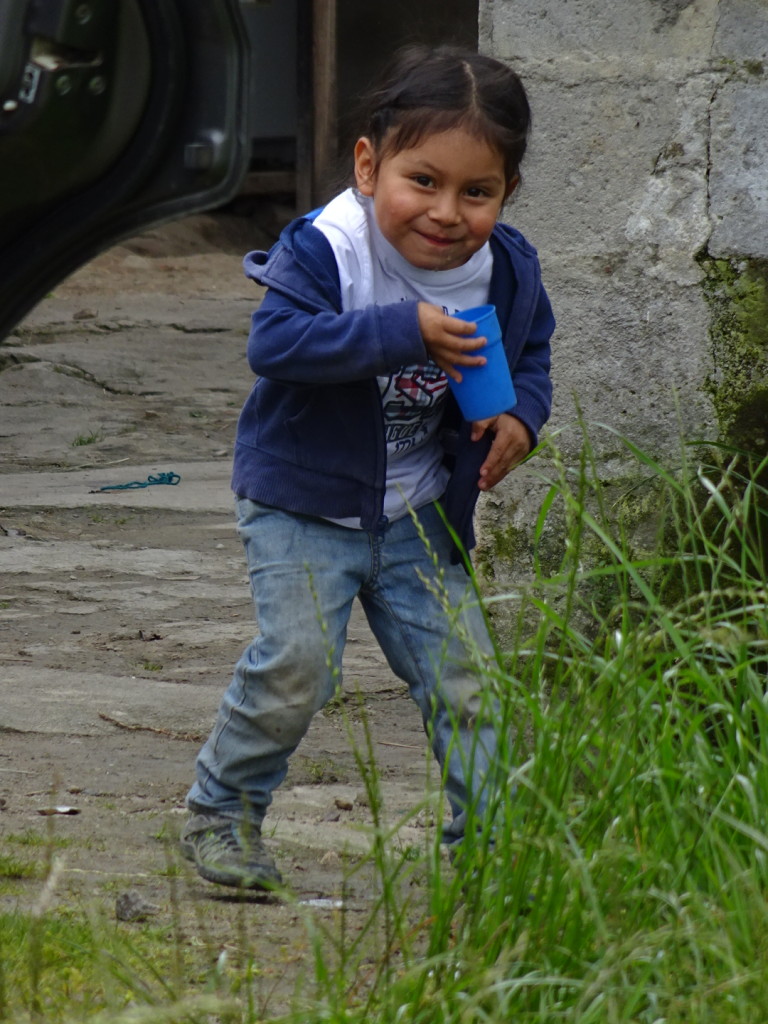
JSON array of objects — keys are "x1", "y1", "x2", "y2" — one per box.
[{"x1": 475, "y1": 0, "x2": 768, "y2": 589}]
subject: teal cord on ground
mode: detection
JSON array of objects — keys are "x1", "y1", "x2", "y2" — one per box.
[{"x1": 90, "y1": 472, "x2": 181, "y2": 493}]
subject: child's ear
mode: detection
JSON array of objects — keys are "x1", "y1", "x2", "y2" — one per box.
[
  {"x1": 354, "y1": 137, "x2": 377, "y2": 196},
  {"x1": 504, "y1": 175, "x2": 520, "y2": 201}
]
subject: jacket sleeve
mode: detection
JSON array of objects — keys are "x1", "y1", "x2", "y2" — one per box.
[
  {"x1": 244, "y1": 225, "x2": 428, "y2": 384},
  {"x1": 248, "y1": 290, "x2": 427, "y2": 384},
  {"x1": 507, "y1": 283, "x2": 555, "y2": 446}
]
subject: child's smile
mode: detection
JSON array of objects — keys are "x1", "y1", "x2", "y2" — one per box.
[{"x1": 354, "y1": 128, "x2": 515, "y2": 271}]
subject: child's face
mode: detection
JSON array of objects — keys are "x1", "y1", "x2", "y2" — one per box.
[{"x1": 354, "y1": 127, "x2": 516, "y2": 271}]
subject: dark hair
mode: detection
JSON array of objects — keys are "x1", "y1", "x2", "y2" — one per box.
[{"x1": 359, "y1": 45, "x2": 531, "y2": 182}]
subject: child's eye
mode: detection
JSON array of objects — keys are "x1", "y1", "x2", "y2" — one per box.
[
  {"x1": 412, "y1": 174, "x2": 434, "y2": 188},
  {"x1": 466, "y1": 186, "x2": 490, "y2": 198}
]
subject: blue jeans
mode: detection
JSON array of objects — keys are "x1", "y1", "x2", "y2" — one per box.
[{"x1": 186, "y1": 498, "x2": 499, "y2": 841}]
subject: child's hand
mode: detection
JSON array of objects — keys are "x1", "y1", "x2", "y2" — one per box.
[
  {"x1": 418, "y1": 303, "x2": 488, "y2": 383},
  {"x1": 473, "y1": 413, "x2": 532, "y2": 490}
]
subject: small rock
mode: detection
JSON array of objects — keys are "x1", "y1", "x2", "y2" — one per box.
[
  {"x1": 115, "y1": 890, "x2": 160, "y2": 922},
  {"x1": 413, "y1": 808, "x2": 437, "y2": 830},
  {"x1": 2, "y1": 526, "x2": 27, "y2": 537},
  {"x1": 138, "y1": 630, "x2": 162, "y2": 642},
  {"x1": 73, "y1": 308, "x2": 97, "y2": 320},
  {"x1": 320, "y1": 850, "x2": 341, "y2": 866},
  {"x1": 334, "y1": 797, "x2": 353, "y2": 812}
]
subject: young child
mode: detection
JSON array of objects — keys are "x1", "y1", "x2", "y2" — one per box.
[{"x1": 181, "y1": 45, "x2": 555, "y2": 889}]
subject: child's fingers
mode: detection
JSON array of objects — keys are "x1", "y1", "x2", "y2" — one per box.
[
  {"x1": 432, "y1": 343, "x2": 487, "y2": 382},
  {"x1": 419, "y1": 304, "x2": 490, "y2": 377},
  {"x1": 425, "y1": 333, "x2": 486, "y2": 366},
  {"x1": 445, "y1": 337, "x2": 488, "y2": 379},
  {"x1": 418, "y1": 304, "x2": 482, "y2": 343},
  {"x1": 432, "y1": 355, "x2": 465, "y2": 383},
  {"x1": 440, "y1": 327, "x2": 488, "y2": 359},
  {"x1": 444, "y1": 314, "x2": 479, "y2": 336},
  {"x1": 475, "y1": 415, "x2": 532, "y2": 490},
  {"x1": 471, "y1": 417, "x2": 494, "y2": 441},
  {"x1": 450, "y1": 341, "x2": 487, "y2": 364}
]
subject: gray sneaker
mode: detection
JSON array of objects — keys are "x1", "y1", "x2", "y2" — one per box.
[{"x1": 180, "y1": 814, "x2": 283, "y2": 890}]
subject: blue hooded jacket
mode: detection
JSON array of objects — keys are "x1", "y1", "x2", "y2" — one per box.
[{"x1": 232, "y1": 213, "x2": 554, "y2": 558}]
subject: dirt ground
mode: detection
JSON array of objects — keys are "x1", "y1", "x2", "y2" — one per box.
[{"x1": 0, "y1": 208, "x2": 445, "y2": 1006}]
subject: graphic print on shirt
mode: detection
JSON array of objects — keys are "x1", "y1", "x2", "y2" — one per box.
[{"x1": 379, "y1": 361, "x2": 448, "y2": 457}]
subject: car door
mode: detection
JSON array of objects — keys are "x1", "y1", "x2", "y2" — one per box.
[{"x1": 0, "y1": 0, "x2": 252, "y2": 341}]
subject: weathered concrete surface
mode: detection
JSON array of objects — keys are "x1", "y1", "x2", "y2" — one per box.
[
  {"x1": 709, "y1": 83, "x2": 768, "y2": 258},
  {"x1": 483, "y1": 0, "x2": 768, "y2": 423},
  {"x1": 476, "y1": 0, "x2": 768, "y2": 595},
  {"x1": 0, "y1": 238, "x2": 441, "y2": 973},
  {"x1": 0, "y1": 462, "x2": 232, "y2": 511}
]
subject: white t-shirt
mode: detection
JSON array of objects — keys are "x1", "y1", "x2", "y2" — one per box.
[{"x1": 313, "y1": 189, "x2": 492, "y2": 525}]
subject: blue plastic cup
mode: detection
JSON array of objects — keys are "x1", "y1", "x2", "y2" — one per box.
[{"x1": 447, "y1": 304, "x2": 516, "y2": 421}]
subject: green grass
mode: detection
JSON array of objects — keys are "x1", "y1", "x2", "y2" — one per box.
[
  {"x1": 2, "y1": 429, "x2": 768, "y2": 1022},
  {"x1": 0, "y1": 831, "x2": 73, "y2": 882},
  {"x1": 71, "y1": 428, "x2": 104, "y2": 447},
  {"x1": 281, "y1": 431, "x2": 768, "y2": 1023},
  {"x1": 0, "y1": 853, "x2": 44, "y2": 881},
  {"x1": 5, "y1": 830, "x2": 74, "y2": 849},
  {"x1": 0, "y1": 907, "x2": 223, "y2": 1022}
]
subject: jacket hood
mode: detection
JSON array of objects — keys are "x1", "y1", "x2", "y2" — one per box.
[
  {"x1": 492, "y1": 220, "x2": 540, "y2": 259},
  {"x1": 243, "y1": 216, "x2": 341, "y2": 313}
]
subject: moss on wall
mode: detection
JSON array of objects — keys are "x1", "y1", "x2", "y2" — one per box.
[
  {"x1": 698, "y1": 255, "x2": 768, "y2": 455},
  {"x1": 480, "y1": 255, "x2": 768, "y2": 626},
  {"x1": 475, "y1": 518, "x2": 530, "y2": 583}
]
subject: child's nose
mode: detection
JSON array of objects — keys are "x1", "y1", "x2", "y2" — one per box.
[{"x1": 429, "y1": 191, "x2": 461, "y2": 224}]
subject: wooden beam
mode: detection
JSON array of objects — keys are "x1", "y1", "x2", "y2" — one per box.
[
  {"x1": 296, "y1": 0, "x2": 313, "y2": 212},
  {"x1": 311, "y1": 0, "x2": 337, "y2": 204}
]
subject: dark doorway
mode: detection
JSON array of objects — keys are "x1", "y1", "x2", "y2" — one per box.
[{"x1": 241, "y1": 0, "x2": 479, "y2": 211}]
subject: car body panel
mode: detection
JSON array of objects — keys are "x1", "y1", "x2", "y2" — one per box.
[{"x1": 0, "y1": 0, "x2": 252, "y2": 341}]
